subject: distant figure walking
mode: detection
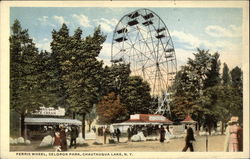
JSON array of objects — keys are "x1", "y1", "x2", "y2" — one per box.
[
  {"x1": 104, "y1": 126, "x2": 110, "y2": 144},
  {"x1": 60, "y1": 125, "x2": 68, "y2": 151},
  {"x1": 116, "y1": 128, "x2": 121, "y2": 142},
  {"x1": 127, "y1": 127, "x2": 131, "y2": 141},
  {"x1": 69, "y1": 126, "x2": 79, "y2": 149},
  {"x1": 182, "y1": 127, "x2": 195, "y2": 152},
  {"x1": 165, "y1": 126, "x2": 171, "y2": 143},
  {"x1": 159, "y1": 125, "x2": 166, "y2": 143}
]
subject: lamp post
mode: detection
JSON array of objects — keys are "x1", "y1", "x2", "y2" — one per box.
[{"x1": 205, "y1": 127, "x2": 208, "y2": 152}]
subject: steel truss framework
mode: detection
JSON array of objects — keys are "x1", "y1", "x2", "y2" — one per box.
[{"x1": 111, "y1": 8, "x2": 177, "y2": 115}]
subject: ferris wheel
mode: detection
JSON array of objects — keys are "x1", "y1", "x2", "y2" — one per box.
[{"x1": 111, "y1": 8, "x2": 177, "y2": 115}]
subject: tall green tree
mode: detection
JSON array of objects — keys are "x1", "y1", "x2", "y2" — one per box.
[
  {"x1": 10, "y1": 20, "x2": 54, "y2": 137},
  {"x1": 222, "y1": 63, "x2": 230, "y2": 85},
  {"x1": 230, "y1": 66, "x2": 243, "y2": 90},
  {"x1": 101, "y1": 63, "x2": 131, "y2": 96},
  {"x1": 204, "y1": 52, "x2": 221, "y2": 88},
  {"x1": 52, "y1": 25, "x2": 106, "y2": 138},
  {"x1": 50, "y1": 24, "x2": 71, "y2": 111},
  {"x1": 230, "y1": 66, "x2": 243, "y2": 122},
  {"x1": 171, "y1": 49, "x2": 221, "y2": 130}
]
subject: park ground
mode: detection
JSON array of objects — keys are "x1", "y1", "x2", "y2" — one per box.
[{"x1": 10, "y1": 135, "x2": 225, "y2": 152}]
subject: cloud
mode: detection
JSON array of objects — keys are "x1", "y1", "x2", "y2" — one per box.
[
  {"x1": 171, "y1": 30, "x2": 202, "y2": 49},
  {"x1": 37, "y1": 16, "x2": 55, "y2": 27},
  {"x1": 35, "y1": 38, "x2": 51, "y2": 52},
  {"x1": 38, "y1": 16, "x2": 48, "y2": 23},
  {"x1": 174, "y1": 48, "x2": 194, "y2": 69},
  {"x1": 72, "y1": 14, "x2": 91, "y2": 27},
  {"x1": 205, "y1": 25, "x2": 242, "y2": 38},
  {"x1": 53, "y1": 16, "x2": 68, "y2": 25},
  {"x1": 98, "y1": 42, "x2": 112, "y2": 66},
  {"x1": 99, "y1": 42, "x2": 112, "y2": 58},
  {"x1": 170, "y1": 29, "x2": 242, "y2": 70},
  {"x1": 93, "y1": 18, "x2": 118, "y2": 32}
]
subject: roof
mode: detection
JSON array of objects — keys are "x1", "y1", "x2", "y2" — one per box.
[
  {"x1": 24, "y1": 117, "x2": 82, "y2": 126},
  {"x1": 180, "y1": 115, "x2": 197, "y2": 123},
  {"x1": 113, "y1": 114, "x2": 173, "y2": 126}
]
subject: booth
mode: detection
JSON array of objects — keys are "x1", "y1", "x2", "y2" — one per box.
[
  {"x1": 180, "y1": 114, "x2": 197, "y2": 132},
  {"x1": 112, "y1": 114, "x2": 173, "y2": 136},
  {"x1": 24, "y1": 107, "x2": 81, "y2": 139}
]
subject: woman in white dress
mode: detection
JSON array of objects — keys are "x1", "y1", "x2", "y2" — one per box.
[{"x1": 165, "y1": 126, "x2": 171, "y2": 143}]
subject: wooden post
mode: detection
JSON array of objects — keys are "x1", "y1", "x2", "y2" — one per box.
[{"x1": 82, "y1": 113, "x2": 86, "y2": 139}]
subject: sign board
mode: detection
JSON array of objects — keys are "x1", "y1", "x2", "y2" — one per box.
[
  {"x1": 32, "y1": 106, "x2": 65, "y2": 116},
  {"x1": 149, "y1": 116, "x2": 165, "y2": 121}
]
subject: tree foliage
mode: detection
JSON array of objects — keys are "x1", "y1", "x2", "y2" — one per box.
[
  {"x1": 50, "y1": 24, "x2": 106, "y2": 138},
  {"x1": 171, "y1": 48, "x2": 243, "y2": 133},
  {"x1": 96, "y1": 92, "x2": 127, "y2": 124},
  {"x1": 10, "y1": 20, "x2": 56, "y2": 137},
  {"x1": 121, "y1": 76, "x2": 152, "y2": 115},
  {"x1": 222, "y1": 63, "x2": 230, "y2": 85}
]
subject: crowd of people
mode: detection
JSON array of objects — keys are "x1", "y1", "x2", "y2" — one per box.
[{"x1": 50, "y1": 116, "x2": 243, "y2": 152}]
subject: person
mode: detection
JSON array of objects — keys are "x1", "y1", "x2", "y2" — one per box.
[
  {"x1": 110, "y1": 125, "x2": 115, "y2": 138},
  {"x1": 53, "y1": 127, "x2": 61, "y2": 151},
  {"x1": 104, "y1": 126, "x2": 110, "y2": 144},
  {"x1": 116, "y1": 128, "x2": 121, "y2": 142},
  {"x1": 237, "y1": 124, "x2": 243, "y2": 151},
  {"x1": 228, "y1": 117, "x2": 241, "y2": 152},
  {"x1": 182, "y1": 126, "x2": 195, "y2": 152},
  {"x1": 69, "y1": 126, "x2": 78, "y2": 149},
  {"x1": 165, "y1": 126, "x2": 171, "y2": 143},
  {"x1": 92, "y1": 126, "x2": 96, "y2": 133},
  {"x1": 159, "y1": 125, "x2": 166, "y2": 143},
  {"x1": 127, "y1": 127, "x2": 131, "y2": 141},
  {"x1": 59, "y1": 125, "x2": 68, "y2": 151}
]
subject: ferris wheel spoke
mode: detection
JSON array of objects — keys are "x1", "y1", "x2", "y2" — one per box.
[{"x1": 137, "y1": 26, "x2": 157, "y2": 60}]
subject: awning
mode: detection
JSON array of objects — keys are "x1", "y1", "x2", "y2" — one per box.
[
  {"x1": 180, "y1": 115, "x2": 197, "y2": 124},
  {"x1": 25, "y1": 117, "x2": 82, "y2": 126}
]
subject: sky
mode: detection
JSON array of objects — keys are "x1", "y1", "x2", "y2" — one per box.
[{"x1": 10, "y1": 7, "x2": 243, "y2": 70}]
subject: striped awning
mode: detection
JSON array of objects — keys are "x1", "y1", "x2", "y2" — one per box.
[{"x1": 24, "y1": 117, "x2": 82, "y2": 126}]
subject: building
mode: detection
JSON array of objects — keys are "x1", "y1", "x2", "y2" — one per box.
[
  {"x1": 112, "y1": 114, "x2": 173, "y2": 133},
  {"x1": 24, "y1": 106, "x2": 81, "y2": 139}
]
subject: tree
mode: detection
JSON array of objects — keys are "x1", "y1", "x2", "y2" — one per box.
[
  {"x1": 230, "y1": 66, "x2": 243, "y2": 90},
  {"x1": 51, "y1": 25, "x2": 106, "y2": 138},
  {"x1": 230, "y1": 66, "x2": 243, "y2": 122},
  {"x1": 10, "y1": 20, "x2": 54, "y2": 137},
  {"x1": 171, "y1": 49, "x2": 221, "y2": 130},
  {"x1": 50, "y1": 24, "x2": 71, "y2": 112},
  {"x1": 204, "y1": 52, "x2": 221, "y2": 88},
  {"x1": 101, "y1": 63, "x2": 131, "y2": 96},
  {"x1": 121, "y1": 76, "x2": 152, "y2": 115},
  {"x1": 96, "y1": 92, "x2": 127, "y2": 124},
  {"x1": 222, "y1": 63, "x2": 230, "y2": 85}
]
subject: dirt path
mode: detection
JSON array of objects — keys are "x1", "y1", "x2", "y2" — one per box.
[{"x1": 10, "y1": 135, "x2": 226, "y2": 152}]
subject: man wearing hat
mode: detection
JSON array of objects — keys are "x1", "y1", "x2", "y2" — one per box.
[{"x1": 224, "y1": 116, "x2": 241, "y2": 152}]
